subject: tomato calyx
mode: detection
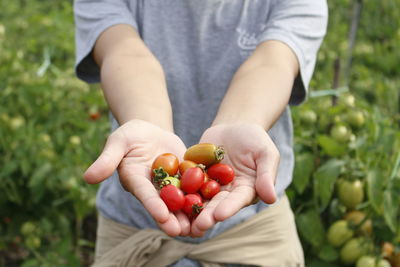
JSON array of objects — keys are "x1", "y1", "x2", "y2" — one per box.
[
  {"x1": 153, "y1": 167, "x2": 169, "y2": 185},
  {"x1": 214, "y1": 146, "x2": 225, "y2": 162},
  {"x1": 192, "y1": 204, "x2": 203, "y2": 215}
]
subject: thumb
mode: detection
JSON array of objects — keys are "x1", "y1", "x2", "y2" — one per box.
[
  {"x1": 84, "y1": 132, "x2": 127, "y2": 184},
  {"x1": 255, "y1": 148, "x2": 279, "y2": 204}
]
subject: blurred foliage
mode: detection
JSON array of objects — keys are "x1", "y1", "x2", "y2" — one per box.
[
  {"x1": 289, "y1": 0, "x2": 400, "y2": 266},
  {"x1": 0, "y1": 0, "x2": 399, "y2": 266}
]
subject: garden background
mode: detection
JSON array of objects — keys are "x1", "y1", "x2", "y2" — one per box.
[{"x1": 0, "y1": 0, "x2": 399, "y2": 266}]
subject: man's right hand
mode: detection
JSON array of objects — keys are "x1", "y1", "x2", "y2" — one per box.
[{"x1": 84, "y1": 119, "x2": 190, "y2": 237}]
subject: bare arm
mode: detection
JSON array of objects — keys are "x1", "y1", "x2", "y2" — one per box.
[
  {"x1": 213, "y1": 40, "x2": 299, "y2": 129},
  {"x1": 93, "y1": 24, "x2": 173, "y2": 131},
  {"x1": 85, "y1": 25, "x2": 190, "y2": 236},
  {"x1": 192, "y1": 40, "x2": 300, "y2": 236}
]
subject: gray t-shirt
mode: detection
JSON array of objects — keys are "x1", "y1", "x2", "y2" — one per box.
[{"x1": 74, "y1": 0, "x2": 327, "y2": 265}]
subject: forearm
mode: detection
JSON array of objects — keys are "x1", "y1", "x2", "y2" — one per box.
[
  {"x1": 213, "y1": 40, "x2": 299, "y2": 130},
  {"x1": 94, "y1": 25, "x2": 173, "y2": 131}
]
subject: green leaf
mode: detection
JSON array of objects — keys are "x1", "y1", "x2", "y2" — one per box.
[
  {"x1": 293, "y1": 152, "x2": 315, "y2": 194},
  {"x1": 383, "y1": 186, "x2": 399, "y2": 233},
  {"x1": 314, "y1": 159, "x2": 344, "y2": 210},
  {"x1": 297, "y1": 209, "x2": 325, "y2": 248},
  {"x1": 317, "y1": 135, "x2": 346, "y2": 156},
  {"x1": 318, "y1": 244, "x2": 339, "y2": 262},
  {"x1": 366, "y1": 169, "x2": 384, "y2": 214}
]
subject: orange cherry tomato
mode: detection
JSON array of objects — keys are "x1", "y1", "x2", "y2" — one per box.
[
  {"x1": 152, "y1": 153, "x2": 179, "y2": 176},
  {"x1": 179, "y1": 160, "x2": 197, "y2": 175}
]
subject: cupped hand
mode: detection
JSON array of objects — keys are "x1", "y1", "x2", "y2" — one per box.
[
  {"x1": 191, "y1": 123, "x2": 280, "y2": 237},
  {"x1": 83, "y1": 119, "x2": 190, "y2": 237}
]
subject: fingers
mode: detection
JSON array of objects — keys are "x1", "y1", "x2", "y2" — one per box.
[
  {"x1": 157, "y1": 213, "x2": 182, "y2": 237},
  {"x1": 213, "y1": 185, "x2": 255, "y2": 221},
  {"x1": 84, "y1": 132, "x2": 127, "y2": 184},
  {"x1": 191, "y1": 191, "x2": 229, "y2": 237},
  {"x1": 255, "y1": 147, "x2": 279, "y2": 204},
  {"x1": 122, "y1": 171, "x2": 170, "y2": 224},
  {"x1": 175, "y1": 211, "x2": 191, "y2": 236}
]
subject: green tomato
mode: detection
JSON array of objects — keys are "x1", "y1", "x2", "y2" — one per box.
[
  {"x1": 331, "y1": 125, "x2": 351, "y2": 142},
  {"x1": 340, "y1": 237, "x2": 370, "y2": 265},
  {"x1": 160, "y1": 176, "x2": 181, "y2": 188},
  {"x1": 337, "y1": 179, "x2": 364, "y2": 209},
  {"x1": 377, "y1": 259, "x2": 391, "y2": 267},
  {"x1": 21, "y1": 222, "x2": 36, "y2": 236},
  {"x1": 347, "y1": 111, "x2": 365, "y2": 128},
  {"x1": 299, "y1": 110, "x2": 317, "y2": 124},
  {"x1": 344, "y1": 210, "x2": 372, "y2": 235},
  {"x1": 356, "y1": 255, "x2": 376, "y2": 267},
  {"x1": 25, "y1": 236, "x2": 41, "y2": 249},
  {"x1": 327, "y1": 220, "x2": 354, "y2": 247},
  {"x1": 339, "y1": 93, "x2": 356, "y2": 107}
]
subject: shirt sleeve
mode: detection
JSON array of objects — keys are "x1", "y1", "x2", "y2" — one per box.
[
  {"x1": 258, "y1": 0, "x2": 328, "y2": 105},
  {"x1": 74, "y1": 0, "x2": 138, "y2": 83}
]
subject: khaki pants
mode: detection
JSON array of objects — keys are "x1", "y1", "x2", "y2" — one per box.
[{"x1": 94, "y1": 195, "x2": 304, "y2": 267}]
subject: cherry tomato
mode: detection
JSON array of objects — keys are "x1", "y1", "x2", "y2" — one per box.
[
  {"x1": 89, "y1": 112, "x2": 100, "y2": 120},
  {"x1": 184, "y1": 143, "x2": 224, "y2": 167},
  {"x1": 152, "y1": 153, "x2": 179, "y2": 176},
  {"x1": 331, "y1": 124, "x2": 351, "y2": 143},
  {"x1": 344, "y1": 210, "x2": 372, "y2": 235},
  {"x1": 347, "y1": 110, "x2": 365, "y2": 128},
  {"x1": 159, "y1": 185, "x2": 185, "y2": 212},
  {"x1": 377, "y1": 259, "x2": 391, "y2": 267},
  {"x1": 326, "y1": 220, "x2": 354, "y2": 247},
  {"x1": 381, "y1": 242, "x2": 394, "y2": 258},
  {"x1": 299, "y1": 110, "x2": 317, "y2": 124},
  {"x1": 207, "y1": 163, "x2": 234, "y2": 185},
  {"x1": 160, "y1": 176, "x2": 181, "y2": 189},
  {"x1": 337, "y1": 179, "x2": 364, "y2": 209},
  {"x1": 200, "y1": 180, "x2": 220, "y2": 199},
  {"x1": 180, "y1": 167, "x2": 205, "y2": 194},
  {"x1": 356, "y1": 256, "x2": 376, "y2": 267},
  {"x1": 340, "y1": 237, "x2": 371, "y2": 265},
  {"x1": 183, "y1": 194, "x2": 203, "y2": 218},
  {"x1": 179, "y1": 160, "x2": 198, "y2": 175}
]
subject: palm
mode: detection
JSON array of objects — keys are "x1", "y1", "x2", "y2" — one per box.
[
  {"x1": 84, "y1": 120, "x2": 190, "y2": 236},
  {"x1": 191, "y1": 123, "x2": 279, "y2": 236}
]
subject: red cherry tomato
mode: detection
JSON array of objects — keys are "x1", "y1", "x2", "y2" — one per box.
[
  {"x1": 152, "y1": 153, "x2": 179, "y2": 176},
  {"x1": 200, "y1": 180, "x2": 220, "y2": 199},
  {"x1": 181, "y1": 167, "x2": 205, "y2": 194},
  {"x1": 183, "y1": 194, "x2": 203, "y2": 217},
  {"x1": 159, "y1": 185, "x2": 185, "y2": 212},
  {"x1": 207, "y1": 163, "x2": 235, "y2": 185},
  {"x1": 178, "y1": 160, "x2": 197, "y2": 175}
]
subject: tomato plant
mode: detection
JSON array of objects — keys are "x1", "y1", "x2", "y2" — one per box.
[{"x1": 207, "y1": 163, "x2": 235, "y2": 185}]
